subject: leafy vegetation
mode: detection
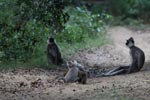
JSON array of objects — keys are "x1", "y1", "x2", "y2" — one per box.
[
  {"x1": 56, "y1": 6, "x2": 111, "y2": 43},
  {"x1": 1, "y1": 0, "x2": 149, "y2": 68},
  {"x1": 0, "y1": 0, "x2": 111, "y2": 68},
  {"x1": 109, "y1": 0, "x2": 150, "y2": 24},
  {"x1": 0, "y1": 0, "x2": 68, "y2": 62}
]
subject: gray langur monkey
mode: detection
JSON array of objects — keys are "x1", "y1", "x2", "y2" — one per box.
[
  {"x1": 102, "y1": 37, "x2": 145, "y2": 76},
  {"x1": 47, "y1": 36, "x2": 63, "y2": 65},
  {"x1": 64, "y1": 60, "x2": 87, "y2": 84}
]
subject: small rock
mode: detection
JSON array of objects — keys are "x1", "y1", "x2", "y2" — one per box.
[{"x1": 73, "y1": 89, "x2": 76, "y2": 92}]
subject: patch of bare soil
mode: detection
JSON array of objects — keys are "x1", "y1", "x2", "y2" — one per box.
[{"x1": 0, "y1": 26, "x2": 150, "y2": 100}]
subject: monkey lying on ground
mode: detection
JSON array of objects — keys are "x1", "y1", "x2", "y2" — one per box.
[
  {"x1": 102, "y1": 37, "x2": 145, "y2": 76},
  {"x1": 47, "y1": 36, "x2": 63, "y2": 65},
  {"x1": 63, "y1": 60, "x2": 87, "y2": 84}
]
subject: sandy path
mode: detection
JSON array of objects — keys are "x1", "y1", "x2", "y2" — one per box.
[
  {"x1": 73, "y1": 26, "x2": 150, "y2": 69},
  {"x1": 0, "y1": 26, "x2": 150, "y2": 100}
]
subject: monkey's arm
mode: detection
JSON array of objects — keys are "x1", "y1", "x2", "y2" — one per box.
[
  {"x1": 55, "y1": 45, "x2": 62, "y2": 64},
  {"x1": 47, "y1": 45, "x2": 51, "y2": 63}
]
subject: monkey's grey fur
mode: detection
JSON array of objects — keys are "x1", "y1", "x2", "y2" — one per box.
[
  {"x1": 64, "y1": 60, "x2": 87, "y2": 84},
  {"x1": 47, "y1": 37, "x2": 63, "y2": 65},
  {"x1": 102, "y1": 37, "x2": 145, "y2": 76}
]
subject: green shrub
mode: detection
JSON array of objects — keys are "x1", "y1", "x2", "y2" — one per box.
[
  {"x1": 0, "y1": 0, "x2": 68, "y2": 61},
  {"x1": 56, "y1": 6, "x2": 111, "y2": 43},
  {"x1": 0, "y1": 0, "x2": 111, "y2": 65},
  {"x1": 109, "y1": 0, "x2": 150, "y2": 23},
  {"x1": 0, "y1": 20, "x2": 48, "y2": 61}
]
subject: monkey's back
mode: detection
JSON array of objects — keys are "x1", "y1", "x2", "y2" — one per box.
[
  {"x1": 131, "y1": 46, "x2": 145, "y2": 71},
  {"x1": 137, "y1": 47, "x2": 145, "y2": 70},
  {"x1": 47, "y1": 43, "x2": 63, "y2": 64}
]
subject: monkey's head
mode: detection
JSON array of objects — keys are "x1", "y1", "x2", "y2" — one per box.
[
  {"x1": 126, "y1": 37, "x2": 134, "y2": 48},
  {"x1": 66, "y1": 60, "x2": 76, "y2": 69},
  {"x1": 47, "y1": 37, "x2": 55, "y2": 44}
]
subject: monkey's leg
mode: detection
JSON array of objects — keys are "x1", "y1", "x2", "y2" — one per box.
[
  {"x1": 47, "y1": 55, "x2": 51, "y2": 64},
  {"x1": 54, "y1": 56, "x2": 58, "y2": 65},
  {"x1": 107, "y1": 68, "x2": 127, "y2": 76},
  {"x1": 81, "y1": 75, "x2": 87, "y2": 84},
  {"x1": 103, "y1": 66, "x2": 129, "y2": 76},
  {"x1": 58, "y1": 58, "x2": 63, "y2": 65},
  {"x1": 103, "y1": 67, "x2": 122, "y2": 76},
  {"x1": 78, "y1": 72, "x2": 87, "y2": 84},
  {"x1": 49, "y1": 56, "x2": 55, "y2": 64},
  {"x1": 78, "y1": 77, "x2": 86, "y2": 84},
  {"x1": 74, "y1": 77, "x2": 80, "y2": 82},
  {"x1": 105, "y1": 68, "x2": 120, "y2": 75}
]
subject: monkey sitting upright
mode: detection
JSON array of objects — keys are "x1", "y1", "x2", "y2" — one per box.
[
  {"x1": 64, "y1": 60, "x2": 87, "y2": 84},
  {"x1": 47, "y1": 36, "x2": 63, "y2": 65},
  {"x1": 102, "y1": 37, "x2": 145, "y2": 76}
]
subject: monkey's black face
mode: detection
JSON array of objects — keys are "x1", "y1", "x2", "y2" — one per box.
[
  {"x1": 67, "y1": 61, "x2": 77, "y2": 68},
  {"x1": 67, "y1": 61, "x2": 73, "y2": 68},
  {"x1": 125, "y1": 37, "x2": 134, "y2": 47},
  {"x1": 49, "y1": 37, "x2": 55, "y2": 43},
  {"x1": 126, "y1": 40, "x2": 129, "y2": 46}
]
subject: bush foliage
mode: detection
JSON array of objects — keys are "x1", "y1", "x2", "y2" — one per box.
[
  {"x1": 0, "y1": 0, "x2": 69, "y2": 61},
  {"x1": 0, "y1": 0, "x2": 110, "y2": 63},
  {"x1": 56, "y1": 6, "x2": 111, "y2": 43},
  {"x1": 109, "y1": 0, "x2": 150, "y2": 23}
]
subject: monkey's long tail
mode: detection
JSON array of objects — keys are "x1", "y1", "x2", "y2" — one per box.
[{"x1": 87, "y1": 68, "x2": 104, "y2": 78}]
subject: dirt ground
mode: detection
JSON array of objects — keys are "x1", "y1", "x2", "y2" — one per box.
[{"x1": 0, "y1": 26, "x2": 150, "y2": 100}]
